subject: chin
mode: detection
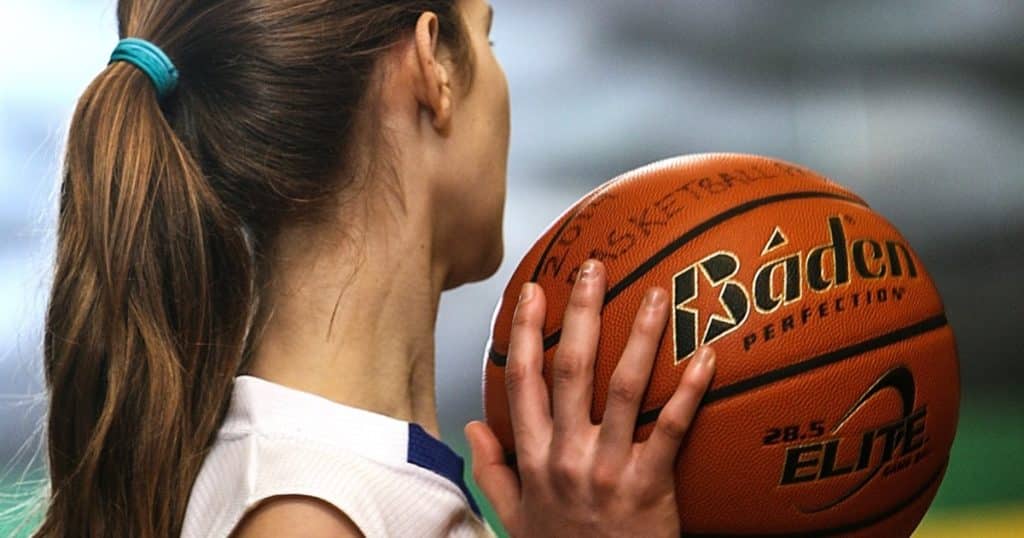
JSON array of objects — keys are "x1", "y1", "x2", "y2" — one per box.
[
  {"x1": 479, "y1": 236, "x2": 504, "y2": 279},
  {"x1": 443, "y1": 233, "x2": 504, "y2": 290}
]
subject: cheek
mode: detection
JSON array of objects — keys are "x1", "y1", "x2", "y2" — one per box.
[
  {"x1": 495, "y1": 67, "x2": 511, "y2": 140},
  {"x1": 476, "y1": 45, "x2": 510, "y2": 136},
  {"x1": 488, "y1": 70, "x2": 511, "y2": 179}
]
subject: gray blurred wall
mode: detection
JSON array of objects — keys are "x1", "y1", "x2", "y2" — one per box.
[{"x1": 1, "y1": 0, "x2": 1021, "y2": 468}]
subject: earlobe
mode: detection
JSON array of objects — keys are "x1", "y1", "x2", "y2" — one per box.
[{"x1": 434, "y1": 65, "x2": 453, "y2": 130}]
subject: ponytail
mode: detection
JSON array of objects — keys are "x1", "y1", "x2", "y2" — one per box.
[
  {"x1": 38, "y1": 1, "x2": 473, "y2": 535},
  {"x1": 38, "y1": 58, "x2": 252, "y2": 537}
]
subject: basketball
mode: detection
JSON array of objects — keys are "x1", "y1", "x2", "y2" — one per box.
[{"x1": 483, "y1": 153, "x2": 959, "y2": 535}]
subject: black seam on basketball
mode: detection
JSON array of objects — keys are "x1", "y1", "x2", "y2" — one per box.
[
  {"x1": 530, "y1": 207, "x2": 582, "y2": 282},
  {"x1": 529, "y1": 182, "x2": 622, "y2": 282},
  {"x1": 487, "y1": 347, "x2": 507, "y2": 367},
  {"x1": 635, "y1": 314, "x2": 948, "y2": 426},
  {"x1": 499, "y1": 316, "x2": 947, "y2": 464},
  {"x1": 489, "y1": 190, "x2": 867, "y2": 366},
  {"x1": 680, "y1": 458, "x2": 947, "y2": 537}
]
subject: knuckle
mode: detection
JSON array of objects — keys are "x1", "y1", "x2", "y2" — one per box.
[
  {"x1": 607, "y1": 375, "x2": 644, "y2": 405},
  {"x1": 504, "y1": 363, "x2": 530, "y2": 393},
  {"x1": 656, "y1": 414, "x2": 690, "y2": 442},
  {"x1": 631, "y1": 314, "x2": 663, "y2": 338},
  {"x1": 551, "y1": 351, "x2": 585, "y2": 383},
  {"x1": 471, "y1": 465, "x2": 486, "y2": 484},
  {"x1": 515, "y1": 456, "x2": 543, "y2": 480},
  {"x1": 550, "y1": 454, "x2": 583, "y2": 484},
  {"x1": 679, "y1": 374, "x2": 709, "y2": 395},
  {"x1": 590, "y1": 464, "x2": 621, "y2": 495},
  {"x1": 511, "y1": 306, "x2": 534, "y2": 329},
  {"x1": 568, "y1": 285, "x2": 600, "y2": 310}
]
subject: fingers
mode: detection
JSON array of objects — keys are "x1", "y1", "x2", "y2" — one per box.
[
  {"x1": 505, "y1": 282, "x2": 552, "y2": 460},
  {"x1": 465, "y1": 421, "x2": 521, "y2": 525},
  {"x1": 640, "y1": 346, "x2": 716, "y2": 475},
  {"x1": 551, "y1": 260, "x2": 606, "y2": 438},
  {"x1": 597, "y1": 287, "x2": 670, "y2": 458}
]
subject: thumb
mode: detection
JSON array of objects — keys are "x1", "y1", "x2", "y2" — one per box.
[{"x1": 465, "y1": 421, "x2": 521, "y2": 527}]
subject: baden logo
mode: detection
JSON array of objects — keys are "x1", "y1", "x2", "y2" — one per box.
[{"x1": 672, "y1": 216, "x2": 918, "y2": 362}]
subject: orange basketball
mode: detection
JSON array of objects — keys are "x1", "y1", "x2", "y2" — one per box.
[{"x1": 483, "y1": 153, "x2": 959, "y2": 536}]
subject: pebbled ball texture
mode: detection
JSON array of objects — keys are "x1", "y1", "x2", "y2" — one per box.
[{"x1": 483, "y1": 153, "x2": 959, "y2": 536}]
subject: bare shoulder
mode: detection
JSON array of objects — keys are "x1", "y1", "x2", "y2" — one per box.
[{"x1": 231, "y1": 495, "x2": 364, "y2": 538}]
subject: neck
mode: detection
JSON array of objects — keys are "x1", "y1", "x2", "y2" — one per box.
[{"x1": 247, "y1": 193, "x2": 446, "y2": 436}]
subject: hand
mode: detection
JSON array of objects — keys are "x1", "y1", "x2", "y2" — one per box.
[{"x1": 466, "y1": 259, "x2": 717, "y2": 538}]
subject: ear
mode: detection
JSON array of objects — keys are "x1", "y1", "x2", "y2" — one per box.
[{"x1": 413, "y1": 12, "x2": 453, "y2": 132}]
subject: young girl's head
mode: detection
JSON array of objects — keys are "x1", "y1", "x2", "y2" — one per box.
[{"x1": 40, "y1": 0, "x2": 506, "y2": 535}]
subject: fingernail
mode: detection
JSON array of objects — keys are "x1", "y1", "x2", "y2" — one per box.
[
  {"x1": 519, "y1": 282, "x2": 534, "y2": 303},
  {"x1": 695, "y1": 346, "x2": 716, "y2": 369},
  {"x1": 579, "y1": 260, "x2": 598, "y2": 281},
  {"x1": 644, "y1": 288, "x2": 666, "y2": 308}
]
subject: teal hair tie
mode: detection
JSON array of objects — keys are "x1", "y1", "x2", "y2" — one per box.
[{"x1": 109, "y1": 37, "x2": 179, "y2": 100}]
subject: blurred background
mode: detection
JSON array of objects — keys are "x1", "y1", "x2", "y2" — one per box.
[{"x1": 2, "y1": 0, "x2": 1021, "y2": 536}]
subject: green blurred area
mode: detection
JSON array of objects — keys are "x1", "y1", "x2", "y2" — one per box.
[
  {"x1": 1, "y1": 398, "x2": 1021, "y2": 537},
  {"x1": 926, "y1": 398, "x2": 1024, "y2": 511},
  {"x1": 0, "y1": 470, "x2": 44, "y2": 538}
]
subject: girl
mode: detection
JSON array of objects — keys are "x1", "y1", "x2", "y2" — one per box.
[{"x1": 39, "y1": 0, "x2": 716, "y2": 536}]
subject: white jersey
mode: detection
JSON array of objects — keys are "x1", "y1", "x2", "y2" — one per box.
[{"x1": 182, "y1": 375, "x2": 492, "y2": 537}]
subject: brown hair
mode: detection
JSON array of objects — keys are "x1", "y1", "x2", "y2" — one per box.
[{"x1": 39, "y1": 1, "x2": 470, "y2": 536}]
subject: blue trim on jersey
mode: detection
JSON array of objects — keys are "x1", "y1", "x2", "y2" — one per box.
[{"x1": 406, "y1": 423, "x2": 482, "y2": 516}]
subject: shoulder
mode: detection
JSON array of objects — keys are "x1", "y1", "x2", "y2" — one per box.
[{"x1": 231, "y1": 495, "x2": 364, "y2": 538}]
